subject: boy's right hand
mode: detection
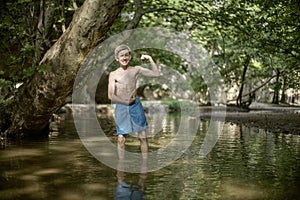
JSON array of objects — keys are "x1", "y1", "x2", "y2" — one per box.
[
  {"x1": 128, "y1": 95, "x2": 136, "y2": 105},
  {"x1": 141, "y1": 54, "x2": 152, "y2": 61}
]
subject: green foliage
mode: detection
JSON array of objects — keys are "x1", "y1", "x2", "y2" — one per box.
[
  {"x1": 0, "y1": 0, "x2": 81, "y2": 102},
  {"x1": 0, "y1": 0, "x2": 299, "y2": 105},
  {"x1": 0, "y1": 74, "x2": 12, "y2": 105},
  {"x1": 133, "y1": 0, "x2": 299, "y2": 104}
]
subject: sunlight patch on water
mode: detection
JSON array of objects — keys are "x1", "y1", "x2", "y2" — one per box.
[
  {"x1": 34, "y1": 168, "x2": 63, "y2": 176},
  {"x1": 221, "y1": 179, "x2": 266, "y2": 200},
  {"x1": 1, "y1": 148, "x2": 44, "y2": 160},
  {"x1": 81, "y1": 183, "x2": 107, "y2": 191}
]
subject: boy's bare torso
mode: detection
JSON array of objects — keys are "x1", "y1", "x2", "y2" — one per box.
[{"x1": 111, "y1": 66, "x2": 139, "y2": 100}]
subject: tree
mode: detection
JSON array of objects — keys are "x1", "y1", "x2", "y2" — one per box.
[
  {"x1": 116, "y1": 0, "x2": 299, "y2": 106},
  {"x1": 1, "y1": 0, "x2": 299, "y2": 138},
  {"x1": 0, "y1": 0, "x2": 128, "y2": 139}
]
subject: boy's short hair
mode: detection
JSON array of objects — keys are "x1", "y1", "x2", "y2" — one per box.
[{"x1": 115, "y1": 44, "x2": 131, "y2": 58}]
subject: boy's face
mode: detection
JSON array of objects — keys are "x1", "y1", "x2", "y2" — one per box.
[{"x1": 116, "y1": 49, "x2": 131, "y2": 67}]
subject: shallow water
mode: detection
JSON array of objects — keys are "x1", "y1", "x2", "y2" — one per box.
[{"x1": 1, "y1": 112, "x2": 300, "y2": 200}]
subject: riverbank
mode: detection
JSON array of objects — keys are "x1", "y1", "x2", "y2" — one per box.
[
  {"x1": 64, "y1": 102, "x2": 300, "y2": 135},
  {"x1": 199, "y1": 103, "x2": 300, "y2": 134}
]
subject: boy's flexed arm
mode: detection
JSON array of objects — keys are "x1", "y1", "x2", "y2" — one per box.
[{"x1": 138, "y1": 55, "x2": 162, "y2": 77}]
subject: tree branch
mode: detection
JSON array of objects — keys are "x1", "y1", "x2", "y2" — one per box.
[{"x1": 126, "y1": 0, "x2": 144, "y2": 29}]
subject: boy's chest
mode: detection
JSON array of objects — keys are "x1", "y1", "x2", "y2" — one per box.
[{"x1": 114, "y1": 69, "x2": 138, "y2": 84}]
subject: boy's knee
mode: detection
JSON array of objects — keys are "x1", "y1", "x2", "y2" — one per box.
[
  {"x1": 138, "y1": 131, "x2": 147, "y2": 139},
  {"x1": 118, "y1": 135, "x2": 126, "y2": 144}
]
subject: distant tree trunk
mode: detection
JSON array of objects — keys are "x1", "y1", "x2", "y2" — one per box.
[
  {"x1": 280, "y1": 76, "x2": 287, "y2": 103},
  {"x1": 1, "y1": 0, "x2": 127, "y2": 139},
  {"x1": 272, "y1": 69, "x2": 280, "y2": 104},
  {"x1": 236, "y1": 55, "x2": 251, "y2": 108}
]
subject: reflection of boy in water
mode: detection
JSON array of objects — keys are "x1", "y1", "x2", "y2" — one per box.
[
  {"x1": 115, "y1": 159, "x2": 147, "y2": 200},
  {"x1": 108, "y1": 45, "x2": 161, "y2": 159}
]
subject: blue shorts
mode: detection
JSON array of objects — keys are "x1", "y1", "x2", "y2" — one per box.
[{"x1": 115, "y1": 97, "x2": 148, "y2": 134}]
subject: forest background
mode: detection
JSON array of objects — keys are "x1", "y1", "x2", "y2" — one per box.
[{"x1": 0, "y1": 0, "x2": 299, "y2": 138}]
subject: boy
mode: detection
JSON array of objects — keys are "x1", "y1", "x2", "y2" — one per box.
[{"x1": 108, "y1": 45, "x2": 161, "y2": 159}]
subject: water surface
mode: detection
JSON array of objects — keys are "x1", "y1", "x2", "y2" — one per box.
[{"x1": 1, "y1": 112, "x2": 300, "y2": 200}]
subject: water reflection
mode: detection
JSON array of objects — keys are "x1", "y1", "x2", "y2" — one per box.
[
  {"x1": 115, "y1": 158, "x2": 147, "y2": 200},
  {"x1": 0, "y1": 111, "x2": 300, "y2": 200}
]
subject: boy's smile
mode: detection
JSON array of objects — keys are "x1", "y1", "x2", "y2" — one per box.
[{"x1": 116, "y1": 50, "x2": 131, "y2": 68}]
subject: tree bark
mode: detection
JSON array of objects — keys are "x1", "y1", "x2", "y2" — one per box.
[
  {"x1": 2, "y1": 0, "x2": 128, "y2": 139},
  {"x1": 272, "y1": 69, "x2": 280, "y2": 104}
]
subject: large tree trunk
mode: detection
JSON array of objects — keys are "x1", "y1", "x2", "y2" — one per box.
[{"x1": 1, "y1": 0, "x2": 128, "y2": 139}]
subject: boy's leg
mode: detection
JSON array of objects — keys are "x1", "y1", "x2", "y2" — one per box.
[
  {"x1": 138, "y1": 130, "x2": 148, "y2": 159},
  {"x1": 117, "y1": 134, "x2": 126, "y2": 159}
]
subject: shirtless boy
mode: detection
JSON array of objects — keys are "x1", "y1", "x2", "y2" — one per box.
[{"x1": 108, "y1": 45, "x2": 161, "y2": 159}]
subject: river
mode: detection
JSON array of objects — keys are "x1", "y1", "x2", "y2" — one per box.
[{"x1": 1, "y1": 110, "x2": 300, "y2": 200}]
